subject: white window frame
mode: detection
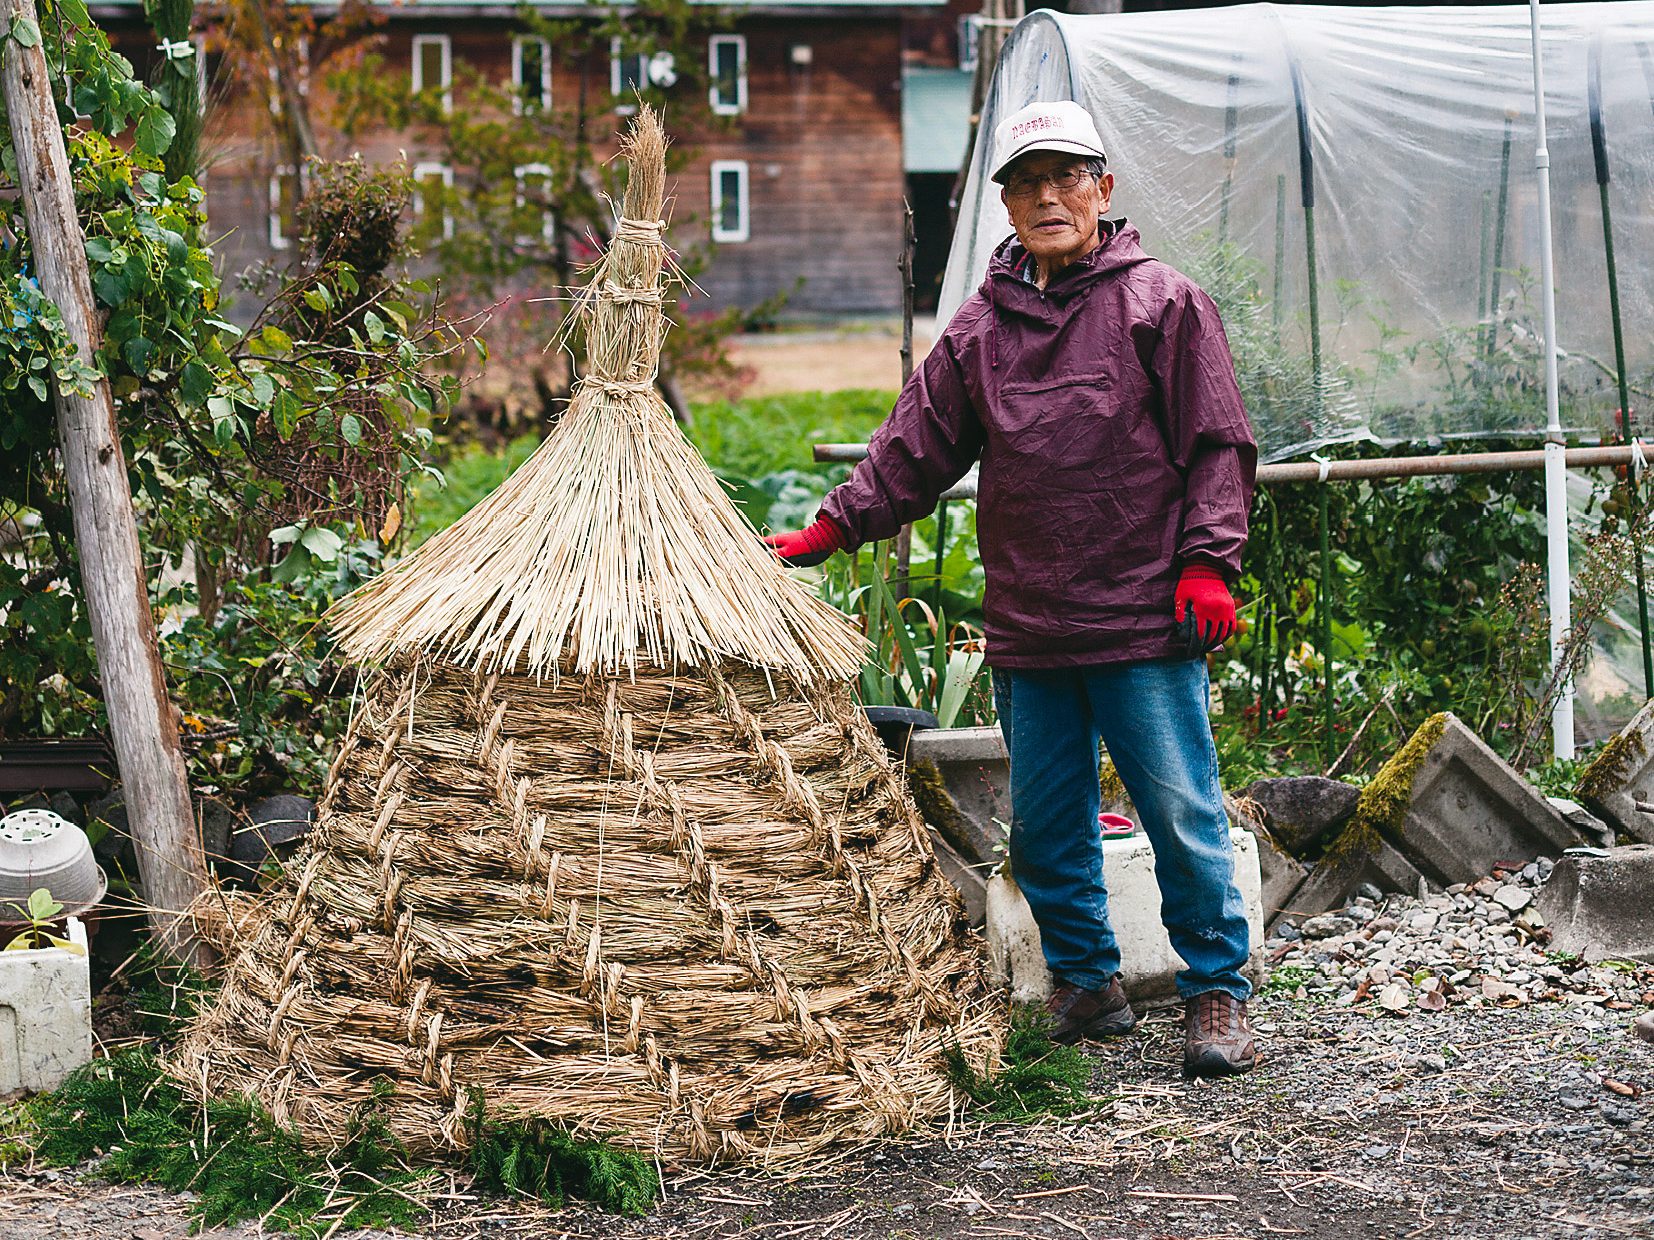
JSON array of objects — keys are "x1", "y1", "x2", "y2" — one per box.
[
  {"x1": 413, "y1": 161, "x2": 454, "y2": 241},
  {"x1": 512, "y1": 35, "x2": 551, "y2": 114},
  {"x1": 709, "y1": 159, "x2": 749, "y2": 244},
  {"x1": 514, "y1": 162, "x2": 555, "y2": 245},
  {"x1": 708, "y1": 34, "x2": 747, "y2": 116},
  {"x1": 610, "y1": 36, "x2": 647, "y2": 110},
  {"x1": 412, "y1": 33, "x2": 452, "y2": 113},
  {"x1": 268, "y1": 164, "x2": 301, "y2": 250},
  {"x1": 958, "y1": 15, "x2": 982, "y2": 73}
]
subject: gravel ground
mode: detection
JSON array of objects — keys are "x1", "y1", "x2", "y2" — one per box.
[{"x1": 5, "y1": 877, "x2": 1651, "y2": 1240}]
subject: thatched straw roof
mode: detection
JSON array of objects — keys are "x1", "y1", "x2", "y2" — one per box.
[{"x1": 326, "y1": 108, "x2": 865, "y2": 683}]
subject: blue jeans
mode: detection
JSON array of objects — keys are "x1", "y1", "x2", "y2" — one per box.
[{"x1": 992, "y1": 660, "x2": 1252, "y2": 1002}]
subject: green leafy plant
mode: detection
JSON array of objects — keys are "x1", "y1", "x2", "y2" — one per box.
[
  {"x1": 1, "y1": 888, "x2": 84, "y2": 954},
  {"x1": 943, "y1": 1005, "x2": 1092, "y2": 1121},
  {"x1": 463, "y1": 1092, "x2": 658, "y2": 1215}
]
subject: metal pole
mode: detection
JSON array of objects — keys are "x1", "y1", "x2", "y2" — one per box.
[
  {"x1": 1530, "y1": 0, "x2": 1574, "y2": 759},
  {"x1": 1588, "y1": 33, "x2": 1654, "y2": 698},
  {"x1": 1271, "y1": 174, "x2": 1286, "y2": 332},
  {"x1": 815, "y1": 442, "x2": 1649, "y2": 486},
  {"x1": 1487, "y1": 114, "x2": 1514, "y2": 368},
  {"x1": 1287, "y1": 51, "x2": 1334, "y2": 765},
  {"x1": 894, "y1": 199, "x2": 916, "y2": 599},
  {"x1": 1219, "y1": 67, "x2": 1239, "y2": 251},
  {"x1": 1477, "y1": 189, "x2": 1493, "y2": 365}
]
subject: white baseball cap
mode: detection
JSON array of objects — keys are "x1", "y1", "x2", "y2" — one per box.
[{"x1": 989, "y1": 100, "x2": 1107, "y2": 185}]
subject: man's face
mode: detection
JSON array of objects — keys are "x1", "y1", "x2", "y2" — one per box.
[{"x1": 1000, "y1": 151, "x2": 1113, "y2": 273}]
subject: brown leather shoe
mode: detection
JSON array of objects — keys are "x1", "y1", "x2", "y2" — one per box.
[
  {"x1": 1183, "y1": 991, "x2": 1257, "y2": 1077},
  {"x1": 1044, "y1": 976, "x2": 1138, "y2": 1045}
]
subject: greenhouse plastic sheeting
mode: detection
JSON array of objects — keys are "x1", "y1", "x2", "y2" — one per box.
[{"x1": 940, "y1": 3, "x2": 1654, "y2": 463}]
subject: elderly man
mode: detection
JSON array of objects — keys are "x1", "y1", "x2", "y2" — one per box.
[{"x1": 765, "y1": 101, "x2": 1258, "y2": 1077}]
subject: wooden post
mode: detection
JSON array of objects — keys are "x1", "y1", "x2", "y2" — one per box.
[{"x1": 2, "y1": 0, "x2": 211, "y2": 966}]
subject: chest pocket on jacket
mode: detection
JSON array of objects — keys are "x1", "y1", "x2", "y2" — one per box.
[{"x1": 991, "y1": 370, "x2": 1141, "y2": 488}]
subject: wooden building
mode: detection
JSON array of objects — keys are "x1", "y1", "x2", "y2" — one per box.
[{"x1": 94, "y1": 1, "x2": 946, "y2": 319}]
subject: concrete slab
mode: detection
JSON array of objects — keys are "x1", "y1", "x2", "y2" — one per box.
[
  {"x1": 1575, "y1": 700, "x2": 1654, "y2": 845},
  {"x1": 0, "y1": 917, "x2": 91, "y2": 1094},
  {"x1": 1243, "y1": 776, "x2": 1361, "y2": 856},
  {"x1": 984, "y1": 828, "x2": 1265, "y2": 1008},
  {"x1": 1533, "y1": 844, "x2": 1654, "y2": 962},
  {"x1": 1361, "y1": 713, "x2": 1586, "y2": 886},
  {"x1": 1276, "y1": 831, "x2": 1428, "y2": 925}
]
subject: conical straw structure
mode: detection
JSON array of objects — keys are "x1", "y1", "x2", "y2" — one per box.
[{"x1": 327, "y1": 109, "x2": 865, "y2": 681}]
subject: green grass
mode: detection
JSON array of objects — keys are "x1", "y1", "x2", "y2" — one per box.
[{"x1": 683, "y1": 389, "x2": 894, "y2": 480}]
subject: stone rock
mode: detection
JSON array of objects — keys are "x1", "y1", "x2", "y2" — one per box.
[
  {"x1": 1634, "y1": 1010, "x2": 1654, "y2": 1044},
  {"x1": 196, "y1": 797, "x2": 234, "y2": 867},
  {"x1": 1494, "y1": 884, "x2": 1531, "y2": 912},
  {"x1": 1364, "y1": 714, "x2": 1586, "y2": 886},
  {"x1": 1534, "y1": 844, "x2": 1654, "y2": 962},
  {"x1": 1281, "y1": 831, "x2": 1430, "y2": 921},
  {"x1": 906, "y1": 727, "x2": 1010, "y2": 867},
  {"x1": 985, "y1": 829, "x2": 1266, "y2": 1006},
  {"x1": 1574, "y1": 700, "x2": 1654, "y2": 844},
  {"x1": 0, "y1": 916, "x2": 91, "y2": 1094},
  {"x1": 228, "y1": 795, "x2": 316, "y2": 878},
  {"x1": 1300, "y1": 913, "x2": 1356, "y2": 939},
  {"x1": 1249, "y1": 821, "x2": 1308, "y2": 934},
  {"x1": 1242, "y1": 776, "x2": 1361, "y2": 856}
]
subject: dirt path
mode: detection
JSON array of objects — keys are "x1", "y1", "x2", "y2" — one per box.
[
  {"x1": 687, "y1": 320, "x2": 936, "y2": 400},
  {"x1": 5, "y1": 997, "x2": 1649, "y2": 1240}
]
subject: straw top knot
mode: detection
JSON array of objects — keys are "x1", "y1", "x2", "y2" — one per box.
[{"x1": 322, "y1": 102, "x2": 867, "y2": 682}]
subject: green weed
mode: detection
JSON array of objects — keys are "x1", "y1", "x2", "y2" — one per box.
[
  {"x1": 943, "y1": 1006, "x2": 1092, "y2": 1121},
  {"x1": 27, "y1": 1049, "x2": 656, "y2": 1232},
  {"x1": 1262, "y1": 964, "x2": 1315, "y2": 996},
  {"x1": 462, "y1": 1092, "x2": 657, "y2": 1216}
]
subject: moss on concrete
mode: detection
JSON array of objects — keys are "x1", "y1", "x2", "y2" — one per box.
[
  {"x1": 1575, "y1": 710, "x2": 1649, "y2": 804},
  {"x1": 908, "y1": 757, "x2": 984, "y2": 855},
  {"x1": 1332, "y1": 712, "x2": 1451, "y2": 863}
]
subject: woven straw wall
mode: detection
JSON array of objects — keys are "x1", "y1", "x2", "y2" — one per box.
[{"x1": 175, "y1": 656, "x2": 1000, "y2": 1165}]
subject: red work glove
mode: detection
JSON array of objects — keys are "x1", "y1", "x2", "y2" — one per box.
[
  {"x1": 762, "y1": 516, "x2": 846, "y2": 568},
  {"x1": 1174, "y1": 564, "x2": 1237, "y2": 656}
]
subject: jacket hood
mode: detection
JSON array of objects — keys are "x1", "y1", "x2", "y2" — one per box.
[{"x1": 985, "y1": 219, "x2": 1152, "y2": 313}]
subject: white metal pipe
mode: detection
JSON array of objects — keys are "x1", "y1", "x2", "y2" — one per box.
[{"x1": 1531, "y1": 0, "x2": 1573, "y2": 760}]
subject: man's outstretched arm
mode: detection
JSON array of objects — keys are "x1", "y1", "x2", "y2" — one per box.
[{"x1": 765, "y1": 329, "x2": 985, "y2": 565}]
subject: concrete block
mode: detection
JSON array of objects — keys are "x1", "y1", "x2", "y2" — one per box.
[
  {"x1": 0, "y1": 917, "x2": 91, "y2": 1095},
  {"x1": 906, "y1": 726, "x2": 1010, "y2": 868},
  {"x1": 927, "y1": 826, "x2": 988, "y2": 927},
  {"x1": 1534, "y1": 844, "x2": 1654, "y2": 962},
  {"x1": 1243, "y1": 776, "x2": 1360, "y2": 856},
  {"x1": 1576, "y1": 700, "x2": 1654, "y2": 844},
  {"x1": 1278, "y1": 831, "x2": 1428, "y2": 924},
  {"x1": 984, "y1": 829, "x2": 1265, "y2": 1008},
  {"x1": 1362, "y1": 713, "x2": 1586, "y2": 886},
  {"x1": 1250, "y1": 824, "x2": 1310, "y2": 929}
]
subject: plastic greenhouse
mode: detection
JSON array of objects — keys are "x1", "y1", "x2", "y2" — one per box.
[{"x1": 941, "y1": 2, "x2": 1654, "y2": 466}]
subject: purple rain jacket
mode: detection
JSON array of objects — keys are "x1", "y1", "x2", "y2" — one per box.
[{"x1": 819, "y1": 222, "x2": 1257, "y2": 668}]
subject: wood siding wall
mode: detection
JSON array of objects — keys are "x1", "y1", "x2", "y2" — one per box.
[{"x1": 111, "y1": 16, "x2": 907, "y2": 319}]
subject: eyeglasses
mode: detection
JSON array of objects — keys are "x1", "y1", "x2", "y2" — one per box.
[{"x1": 1004, "y1": 166, "x2": 1096, "y2": 198}]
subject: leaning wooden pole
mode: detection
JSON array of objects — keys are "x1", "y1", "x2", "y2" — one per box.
[{"x1": 2, "y1": 0, "x2": 210, "y2": 966}]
